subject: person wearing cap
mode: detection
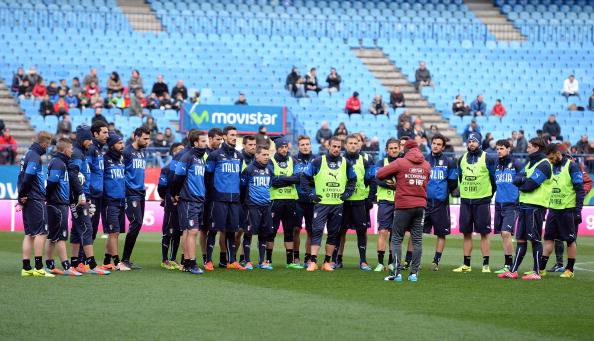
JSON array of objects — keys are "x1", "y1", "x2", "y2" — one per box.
[
  {"x1": 267, "y1": 137, "x2": 302, "y2": 269},
  {"x1": 453, "y1": 131, "x2": 497, "y2": 273},
  {"x1": 377, "y1": 139, "x2": 430, "y2": 282},
  {"x1": 300, "y1": 136, "x2": 357, "y2": 272},
  {"x1": 102, "y1": 131, "x2": 127, "y2": 270},
  {"x1": 345, "y1": 92, "x2": 361, "y2": 116}
]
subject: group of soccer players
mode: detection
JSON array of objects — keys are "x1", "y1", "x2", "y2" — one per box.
[{"x1": 18, "y1": 122, "x2": 584, "y2": 280}]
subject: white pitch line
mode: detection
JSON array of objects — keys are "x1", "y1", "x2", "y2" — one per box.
[{"x1": 574, "y1": 262, "x2": 594, "y2": 272}]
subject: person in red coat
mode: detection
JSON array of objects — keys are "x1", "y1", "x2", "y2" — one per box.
[
  {"x1": 376, "y1": 139, "x2": 430, "y2": 282},
  {"x1": 0, "y1": 128, "x2": 18, "y2": 164},
  {"x1": 344, "y1": 91, "x2": 361, "y2": 116}
]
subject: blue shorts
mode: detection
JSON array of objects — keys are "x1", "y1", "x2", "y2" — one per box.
[
  {"x1": 239, "y1": 204, "x2": 249, "y2": 231},
  {"x1": 103, "y1": 200, "x2": 125, "y2": 234},
  {"x1": 544, "y1": 209, "x2": 576, "y2": 243},
  {"x1": 423, "y1": 199, "x2": 451, "y2": 236},
  {"x1": 124, "y1": 197, "x2": 145, "y2": 234},
  {"x1": 377, "y1": 201, "x2": 395, "y2": 231},
  {"x1": 47, "y1": 204, "x2": 69, "y2": 242},
  {"x1": 494, "y1": 203, "x2": 517, "y2": 234},
  {"x1": 162, "y1": 205, "x2": 180, "y2": 236},
  {"x1": 89, "y1": 196, "x2": 103, "y2": 240},
  {"x1": 459, "y1": 201, "x2": 491, "y2": 235},
  {"x1": 341, "y1": 200, "x2": 369, "y2": 231},
  {"x1": 271, "y1": 199, "x2": 297, "y2": 242},
  {"x1": 247, "y1": 205, "x2": 272, "y2": 236},
  {"x1": 202, "y1": 200, "x2": 214, "y2": 231},
  {"x1": 22, "y1": 199, "x2": 48, "y2": 236},
  {"x1": 178, "y1": 200, "x2": 204, "y2": 231},
  {"x1": 295, "y1": 201, "x2": 314, "y2": 232},
  {"x1": 516, "y1": 205, "x2": 545, "y2": 241},
  {"x1": 311, "y1": 204, "x2": 343, "y2": 247},
  {"x1": 211, "y1": 201, "x2": 241, "y2": 232},
  {"x1": 70, "y1": 203, "x2": 93, "y2": 246}
]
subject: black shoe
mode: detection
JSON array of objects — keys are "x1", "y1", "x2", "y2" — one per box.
[
  {"x1": 402, "y1": 261, "x2": 410, "y2": 270},
  {"x1": 218, "y1": 262, "x2": 228, "y2": 268},
  {"x1": 124, "y1": 261, "x2": 142, "y2": 270}
]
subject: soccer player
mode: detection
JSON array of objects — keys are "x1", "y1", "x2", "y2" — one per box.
[
  {"x1": 335, "y1": 134, "x2": 375, "y2": 270},
  {"x1": 424, "y1": 133, "x2": 458, "y2": 271},
  {"x1": 498, "y1": 137, "x2": 552, "y2": 280},
  {"x1": 45, "y1": 138, "x2": 82, "y2": 276},
  {"x1": 493, "y1": 139, "x2": 522, "y2": 274},
  {"x1": 300, "y1": 136, "x2": 356, "y2": 271},
  {"x1": 204, "y1": 125, "x2": 244, "y2": 271},
  {"x1": 238, "y1": 135, "x2": 256, "y2": 265},
  {"x1": 538, "y1": 143, "x2": 584, "y2": 278},
  {"x1": 293, "y1": 135, "x2": 314, "y2": 267},
  {"x1": 377, "y1": 140, "x2": 430, "y2": 282},
  {"x1": 453, "y1": 132, "x2": 496, "y2": 273},
  {"x1": 158, "y1": 142, "x2": 185, "y2": 269},
  {"x1": 269, "y1": 137, "x2": 302, "y2": 269},
  {"x1": 373, "y1": 138, "x2": 400, "y2": 272},
  {"x1": 240, "y1": 145, "x2": 274, "y2": 270},
  {"x1": 102, "y1": 132, "x2": 128, "y2": 271},
  {"x1": 18, "y1": 131, "x2": 53, "y2": 277},
  {"x1": 171, "y1": 130, "x2": 208, "y2": 275},
  {"x1": 88, "y1": 121, "x2": 109, "y2": 240},
  {"x1": 121, "y1": 127, "x2": 150, "y2": 269}
]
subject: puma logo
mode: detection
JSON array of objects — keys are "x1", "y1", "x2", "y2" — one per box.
[
  {"x1": 328, "y1": 172, "x2": 338, "y2": 180},
  {"x1": 552, "y1": 178, "x2": 559, "y2": 184}
]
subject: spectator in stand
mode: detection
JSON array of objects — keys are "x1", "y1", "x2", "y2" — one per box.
[
  {"x1": 452, "y1": 95, "x2": 470, "y2": 117},
  {"x1": 234, "y1": 92, "x2": 248, "y2": 105},
  {"x1": 107, "y1": 71, "x2": 123, "y2": 94},
  {"x1": 543, "y1": 114, "x2": 562, "y2": 141},
  {"x1": 39, "y1": 94, "x2": 54, "y2": 117},
  {"x1": 0, "y1": 128, "x2": 18, "y2": 164},
  {"x1": 490, "y1": 99, "x2": 506, "y2": 118},
  {"x1": 18, "y1": 79, "x2": 32, "y2": 99},
  {"x1": 334, "y1": 122, "x2": 348, "y2": 136},
  {"x1": 25, "y1": 66, "x2": 41, "y2": 88},
  {"x1": 71, "y1": 77, "x2": 82, "y2": 98},
  {"x1": 108, "y1": 122, "x2": 123, "y2": 137},
  {"x1": 397, "y1": 110, "x2": 414, "y2": 129},
  {"x1": 470, "y1": 95, "x2": 486, "y2": 117},
  {"x1": 485, "y1": 139, "x2": 497, "y2": 157},
  {"x1": 143, "y1": 116, "x2": 159, "y2": 139},
  {"x1": 575, "y1": 134, "x2": 589, "y2": 154},
  {"x1": 56, "y1": 114, "x2": 72, "y2": 137},
  {"x1": 316, "y1": 121, "x2": 333, "y2": 144},
  {"x1": 118, "y1": 91, "x2": 131, "y2": 110},
  {"x1": 427, "y1": 124, "x2": 439, "y2": 141},
  {"x1": 103, "y1": 92, "x2": 117, "y2": 109},
  {"x1": 152, "y1": 131, "x2": 172, "y2": 167},
  {"x1": 92, "y1": 108, "x2": 108, "y2": 125},
  {"x1": 172, "y1": 93, "x2": 184, "y2": 110},
  {"x1": 53, "y1": 90, "x2": 69, "y2": 115},
  {"x1": 151, "y1": 74, "x2": 169, "y2": 97},
  {"x1": 164, "y1": 127, "x2": 175, "y2": 144},
  {"x1": 481, "y1": 132, "x2": 494, "y2": 151},
  {"x1": 305, "y1": 67, "x2": 322, "y2": 95},
  {"x1": 344, "y1": 91, "x2": 361, "y2": 116},
  {"x1": 89, "y1": 92, "x2": 103, "y2": 108},
  {"x1": 190, "y1": 90, "x2": 201, "y2": 103},
  {"x1": 47, "y1": 81, "x2": 59, "y2": 101},
  {"x1": 171, "y1": 80, "x2": 188, "y2": 100},
  {"x1": 398, "y1": 121, "x2": 415, "y2": 139},
  {"x1": 589, "y1": 88, "x2": 594, "y2": 111},
  {"x1": 130, "y1": 89, "x2": 147, "y2": 116},
  {"x1": 85, "y1": 80, "x2": 99, "y2": 100},
  {"x1": 128, "y1": 69, "x2": 144, "y2": 93},
  {"x1": 65, "y1": 89, "x2": 79, "y2": 108},
  {"x1": 389, "y1": 86, "x2": 405, "y2": 110},
  {"x1": 326, "y1": 67, "x2": 342, "y2": 92},
  {"x1": 414, "y1": 61, "x2": 433, "y2": 90},
  {"x1": 32, "y1": 80, "x2": 47, "y2": 98},
  {"x1": 369, "y1": 94, "x2": 389, "y2": 117},
  {"x1": 513, "y1": 129, "x2": 528, "y2": 154},
  {"x1": 256, "y1": 125, "x2": 270, "y2": 148},
  {"x1": 285, "y1": 66, "x2": 305, "y2": 98},
  {"x1": 0, "y1": 119, "x2": 5, "y2": 133},
  {"x1": 413, "y1": 120, "x2": 427, "y2": 139},
  {"x1": 562, "y1": 74, "x2": 580, "y2": 101},
  {"x1": 159, "y1": 92, "x2": 174, "y2": 109},
  {"x1": 83, "y1": 68, "x2": 99, "y2": 88},
  {"x1": 462, "y1": 119, "x2": 481, "y2": 142},
  {"x1": 11, "y1": 67, "x2": 24, "y2": 94},
  {"x1": 58, "y1": 79, "x2": 69, "y2": 94}
]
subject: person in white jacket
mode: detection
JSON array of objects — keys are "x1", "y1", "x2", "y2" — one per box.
[{"x1": 562, "y1": 75, "x2": 580, "y2": 101}]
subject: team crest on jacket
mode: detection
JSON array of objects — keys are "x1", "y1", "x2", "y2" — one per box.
[
  {"x1": 439, "y1": 160, "x2": 443, "y2": 166},
  {"x1": 132, "y1": 201, "x2": 138, "y2": 208}
]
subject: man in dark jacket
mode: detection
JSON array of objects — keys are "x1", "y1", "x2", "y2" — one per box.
[
  {"x1": 542, "y1": 114, "x2": 562, "y2": 141},
  {"x1": 414, "y1": 61, "x2": 433, "y2": 90}
]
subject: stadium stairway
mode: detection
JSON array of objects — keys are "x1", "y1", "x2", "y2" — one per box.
[
  {"x1": 353, "y1": 48, "x2": 464, "y2": 152},
  {"x1": 117, "y1": 0, "x2": 163, "y2": 32},
  {"x1": 0, "y1": 80, "x2": 35, "y2": 156},
  {"x1": 465, "y1": 0, "x2": 526, "y2": 41}
]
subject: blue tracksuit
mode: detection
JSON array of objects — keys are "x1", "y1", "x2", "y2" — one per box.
[
  {"x1": 294, "y1": 152, "x2": 314, "y2": 203},
  {"x1": 46, "y1": 153, "x2": 70, "y2": 205},
  {"x1": 172, "y1": 147, "x2": 207, "y2": 202},
  {"x1": 17, "y1": 142, "x2": 47, "y2": 201},
  {"x1": 241, "y1": 160, "x2": 272, "y2": 206},
  {"x1": 123, "y1": 144, "x2": 147, "y2": 199},
  {"x1": 87, "y1": 139, "x2": 104, "y2": 198},
  {"x1": 426, "y1": 152, "x2": 458, "y2": 202},
  {"x1": 205, "y1": 142, "x2": 243, "y2": 202},
  {"x1": 103, "y1": 149, "x2": 126, "y2": 234},
  {"x1": 495, "y1": 155, "x2": 523, "y2": 204},
  {"x1": 72, "y1": 142, "x2": 91, "y2": 196}
]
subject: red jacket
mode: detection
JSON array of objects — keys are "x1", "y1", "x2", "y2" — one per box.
[
  {"x1": 32, "y1": 84, "x2": 47, "y2": 98},
  {"x1": 376, "y1": 147, "x2": 431, "y2": 209},
  {"x1": 491, "y1": 103, "x2": 506, "y2": 117},
  {"x1": 345, "y1": 96, "x2": 360, "y2": 111},
  {"x1": 0, "y1": 134, "x2": 17, "y2": 152}
]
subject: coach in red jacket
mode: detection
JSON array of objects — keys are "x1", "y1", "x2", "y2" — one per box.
[{"x1": 376, "y1": 139, "x2": 430, "y2": 282}]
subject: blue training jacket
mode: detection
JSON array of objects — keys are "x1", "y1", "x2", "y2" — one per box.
[
  {"x1": 426, "y1": 152, "x2": 458, "y2": 201},
  {"x1": 103, "y1": 149, "x2": 126, "y2": 201},
  {"x1": 87, "y1": 139, "x2": 105, "y2": 198},
  {"x1": 495, "y1": 155, "x2": 523, "y2": 204},
  {"x1": 72, "y1": 142, "x2": 91, "y2": 195},
  {"x1": 241, "y1": 160, "x2": 272, "y2": 206},
  {"x1": 123, "y1": 144, "x2": 147, "y2": 199},
  {"x1": 205, "y1": 142, "x2": 243, "y2": 202},
  {"x1": 17, "y1": 142, "x2": 47, "y2": 201},
  {"x1": 46, "y1": 152, "x2": 70, "y2": 205},
  {"x1": 172, "y1": 147, "x2": 207, "y2": 202}
]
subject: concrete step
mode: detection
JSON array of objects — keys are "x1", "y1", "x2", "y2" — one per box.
[
  {"x1": 0, "y1": 113, "x2": 27, "y2": 122},
  {"x1": 358, "y1": 57, "x2": 390, "y2": 65},
  {"x1": 472, "y1": 9, "x2": 501, "y2": 16},
  {"x1": 352, "y1": 49, "x2": 384, "y2": 58},
  {"x1": 379, "y1": 79, "x2": 410, "y2": 86},
  {"x1": 466, "y1": 3, "x2": 494, "y2": 10},
  {"x1": 479, "y1": 17, "x2": 510, "y2": 24}
]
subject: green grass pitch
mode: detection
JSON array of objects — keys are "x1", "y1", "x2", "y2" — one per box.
[{"x1": 1, "y1": 231, "x2": 593, "y2": 340}]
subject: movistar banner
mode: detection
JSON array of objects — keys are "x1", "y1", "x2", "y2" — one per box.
[
  {"x1": 180, "y1": 103, "x2": 286, "y2": 135},
  {"x1": 0, "y1": 166, "x2": 20, "y2": 199}
]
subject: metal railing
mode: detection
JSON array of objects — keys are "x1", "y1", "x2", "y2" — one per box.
[{"x1": 0, "y1": 8, "x2": 592, "y2": 43}]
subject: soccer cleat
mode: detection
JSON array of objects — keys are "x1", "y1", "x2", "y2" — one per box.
[
  {"x1": 63, "y1": 267, "x2": 82, "y2": 276},
  {"x1": 33, "y1": 268, "x2": 55, "y2": 278},
  {"x1": 431, "y1": 262, "x2": 439, "y2": 272},
  {"x1": 169, "y1": 261, "x2": 181, "y2": 270},
  {"x1": 560, "y1": 270, "x2": 574, "y2": 278},
  {"x1": 101, "y1": 263, "x2": 116, "y2": 271},
  {"x1": 523, "y1": 270, "x2": 535, "y2": 275},
  {"x1": 227, "y1": 262, "x2": 246, "y2": 270},
  {"x1": 306, "y1": 262, "x2": 318, "y2": 272},
  {"x1": 359, "y1": 262, "x2": 372, "y2": 271},
  {"x1": 87, "y1": 267, "x2": 110, "y2": 275},
  {"x1": 387, "y1": 263, "x2": 395, "y2": 272},
  {"x1": 116, "y1": 262, "x2": 131, "y2": 271},
  {"x1": 122, "y1": 261, "x2": 140, "y2": 270},
  {"x1": 332, "y1": 262, "x2": 342, "y2": 269},
  {"x1": 218, "y1": 262, "x2": 228, "y2": 269},
  {"x1": 245, "y1": 262, "x2": 254, "y2": 270},
  {"x1": 76, "y1": 263, "x2": 90, "y2": 274},
  {"x1": 408, "y1": 273, "x2": 418, "y2": 282},
  {"x1": 384, "y1": 273, "x2": 402, "y2": 282},
  {"x1": 402, "y1": 261, "x2": 410, "y2": 270},
  {"x1": 204, "y1": 261, "x2": 214, "y2": 271},
  {"x1": 548, "y1": 263, "x2": 565, "y2": 273},
  {"x1": 497, "y1": 271, "x2": 518, "y2": 279},
  {"x1": 482, "y1": 265, "x2": 491, "y2": 273},
  {"x1": 161, "y1": 260, "x2": 172, "y2": 270},
  {"x1": 286, "y1": 263, "x2": 304, "y2": 270},
  {"x1": 452, "y1": 265, "x2": 472, "y2": 273},
  {"x1": 374, "y1": 264, "x2": 385, "y2": 272},
  {"x1": 21, "y1": 269, "x2": 34, "y2": 277},
  {"x1": 321, "y1": 262, "x2": 335, "y2": 271},
  {"x1": 258, "y1": 262, "x2": 273, "y2": 270},
  {"x1": 48, "y1": 267, "x2": 65, "y2": 276},
  {"x1": 189, "y1": 266, "x2": 204, "y2": 275},
  {"x1": 494, "y1": 266, "x2": 510, "y2": 274},
  {"x1": 521, "y1": 273, "x2": 541, "y2": 280},
  {"x1": 539, "y1": 270, "x2": 548, "y2": 277}
]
